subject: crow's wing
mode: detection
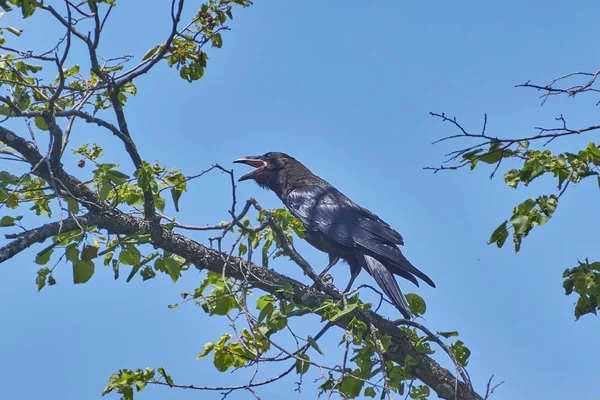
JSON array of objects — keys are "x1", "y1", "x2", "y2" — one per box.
[{"x1": 285, "y1": 185, "x2": 434, "y2": 287}]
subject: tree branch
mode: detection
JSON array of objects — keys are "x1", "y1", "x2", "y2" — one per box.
[{"x1": 0, "y1": 214, "x2": 96, "y2": 263}]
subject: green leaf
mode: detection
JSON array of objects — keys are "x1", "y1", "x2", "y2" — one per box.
[
  {"x1": 35, "y1": 247, "x2": 54, "y2": 265},
  {"x1": 0, "y1": 215, "x2": 16, "y2": 226},
  {"x1": 410, "y1": 385, "x2": 431, "y2": 399},
  {"x1": 450, "y1": 340, "x2": 471, "y2": 366},
  {"x1": 73, "y1": 259, "x2": 94, "y2": 284},
  {"x1": 256, "y1": 295, "x2": 275, "y2": 309},
  {"x1": 140, "y1": 266, "x2": 155, "y2": 281},
  {"x1": 587, "y1": 142, "x2": 600, "y2": 157},
  {"x1": 98, "y1": 177, "x2": 111, "y2": 201},
  {"x1": 437, "y1": 331, "x2": 459, "y2": 338},
  {"x1": 21, "y1": 0, "x2": 36, "y2": 18},
  {"x1": 106, "y1": 170, "x2": 129, "y2": 185},
  {"x1": 36, "y1": 267, "x2": 51, "y2": 291},
  {"x1": 478, "y1": 149, "x2": 511, "y2": 164},
  {"x1": 406, "y1": 293, "x2": 426, "y2": 315},
  {"x1": 81, "y1": 244, "x2": 99, "y2": 261},
  {"x1": 165, "y1": 257, "x2": 181, "y2": 282},
  {"x1": 213, "y1": 349, "x2": 235, "y2": 372},
  {"x1": 65, "y1": 245, "x2": 79, "y2": 263},
  {"x1": 65, "y1": 198, "x2": 80, "y2": 214},
  {"x1": 119, "y1": 246, "x2": 141, "y2": 266},
  {"x1": 170, "y1": 188, "x2": 182, "y2": 212},
  {"x1": 141, "y1": 44, "x2": 164, "y2": 61},
  {"x1": 63, "y1": 64, "x2": 80, "y2": 77},
  {"x1": 238, "y1": 242, "x2": 247, "y2": 256},
  {"x1": 488, "y1": 220, "x2": 508, "y2": 248},
  {"x1": 364, "y1": 387, "x2": 376, "y2": 398},
  {"x1": 211, "y1": 32, "x2": 223, "y2": 48},
  {"x1": 509, "y1": 214, "x2": 528, "y2": 235},
  {"x1": 258, "y1": 302, "x2": 274, "y2": 322},
  {"x1": 307, "y1": 335, "x2": 324, "y2": 355},
  {"x1": 154, "y1": 194, "x2": 166, "y2": 211},
  {"x1": 295, "y1": 354, "x2": 310, "y2": 375},
  {"x1": 206, "y1": 286, "x2": 237, "y2": 316},
  {"x1": 157, "y1": 367, "x2": 174, "y2": 386},
  {"x1": 6, "y1": 26, "x2": 21, "y2": 36},
  {"x1": 339, "y1": 375, "x2": 363, "y2": 399},
  {"x1": 197, "y1": 342, "x2": 215, "y2": 360},
  {"x1": 266, "y1": 309, "x2": 288, "y2": 331},
  {"x1": 329, "y1": 303, "x2": 357, "y2": 321}
]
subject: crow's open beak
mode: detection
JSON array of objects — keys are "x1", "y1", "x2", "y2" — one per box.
[{"x1": 233, "y1": 157, "x2": 267, "y2": 181}]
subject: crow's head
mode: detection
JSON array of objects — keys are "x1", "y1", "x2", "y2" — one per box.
[{"x1": 234, "y1": 152, "x2": 311, "y2": 197}]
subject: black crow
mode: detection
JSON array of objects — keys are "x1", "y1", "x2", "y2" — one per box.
[{"x1": 234, "y1": 152, "x2": 434, "y2": 319}]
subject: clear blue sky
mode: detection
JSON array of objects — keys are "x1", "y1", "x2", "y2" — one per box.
[{"x1": 1, "y1": 1, "x2": 599, "y2": 399}]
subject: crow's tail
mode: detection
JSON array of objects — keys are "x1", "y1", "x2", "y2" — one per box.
[{"x1": 360, "y1": 253, "x2": 413, "y2": 319}]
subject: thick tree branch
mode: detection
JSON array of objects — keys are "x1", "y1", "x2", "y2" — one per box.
[
  {"x1": 14, "y1": 207, "x2": 482, "y2": 400},
  {"x1": 1, "y1": 199, "x2": 481, "y2": 400},
  {"x1": 0, "y1": 214, "x2": 96, "y2": 263}
]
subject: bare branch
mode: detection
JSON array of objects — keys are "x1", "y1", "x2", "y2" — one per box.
[
  {"x1": 483, "y1": 375, "x2": 504, "y2": 400},
  {"x1": 114, "y1": 0, "x2": 185, "y2": 85}
]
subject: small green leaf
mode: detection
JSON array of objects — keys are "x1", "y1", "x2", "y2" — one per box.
[
  {"x1": 509, "y1": 214, "x2": 528, "y2": 235},
  {"x1": 98, "y1": 177, "x2": 111, "y2": 200},
  {"x1": 238, "y1": 242, "x2": 247, "y2": 256},
  {"x1": 119, "y1": 246, "x2": 141, "y2": 266},
  {"x1": 211, "y1": 32, "x2": 223, "y2": 48},
  {"x1": 36, "y1": 267, "x2": 51, "y2": 291},
  {"x1": 587, "y1": 142, "x2": 600, "y2": 157},
  {"x1": 157, "y1": 367, "x2": 174, "y2": 386},
  {"x1": 106, "y1": 170, "x2": 129, "y2": 185},
  {"x1": 0, "y1": 215, "x2": 16, "y2": 226},
  {"x1": 339, "y1": 375, "x2": 363, "y2": 399},
  {"x1": 21, "y1": 0, "x2": 36, "y2": 18},
  {"x1": 33, "y1": 116, "x2": 48, "y2": 131},
  {"x1": 141, "y1": 44, "x2": 163, "y2": 61},
  {"x1": 257, "y1": 295, "x2": 275, "y2": 309},
  {"x1": 170, "y1": 188, "x2": 182, "y2": 212},
  {"x1": 81, "y1": 245, "x2": 99, "y2": 261},
  {"x1": 197, "y1": 342, "x2": 215, "y2": 360},
  {"x1": 165, "y1": 257, "x2": 181, "y2": 282},
  {"x1": 450, "y1": 340, "x2": 471, "y2": 366},
  {"x1": 213, "y1": 350, "x2": 235, "y2": 372},
  {"x1": 295, "y1": 354, "x2": 310, "y2": 375},
  {"x1": 488, "y1": 220, "x2": 508, "y2": 248},
  {"x1": 330, "y1": 303, "x2": 357, "y2": 321},
  {"x1": 406, "y1": 293, "x2": 426, "y2": 315},
  {"x1": 35, "y1": 247, "x2": 54, "y2": 265},
  {"x1": 206, "y1": 287, "x2": 236, "y2": 316},
  {"x1": 307, "y1": 336, "x2": 324, "y2": 355},
  {"x1": 364, "y1": 387, "x2": 376, "y2": 398},
  {"x1": 504, "y1": 169, "x2": 520, "y2": 188},
  {"x1": 258, "y1": 302, "x2": 274, "y2": 322},
  {"x1": 438, "y1": 331, "x2": 459, "y2": 338},
  {"x1": 410, "y1": 385, "x2": 431, "y2": 399},
  {"x1": 154, "y1": 194, "x2": 166, "y2": 211},
  {"x1": 65, "y1": 198, "x2": 80, "y2": 214},
  {"x1": 65, "y1": 245, "x2": 79, "y2": 263},
  {"x1": 73, "y1": 259, "x2": 94, "y2": 284},
  {"x1": 6, "y1": 26, "x2": 21, "y2": 36}
]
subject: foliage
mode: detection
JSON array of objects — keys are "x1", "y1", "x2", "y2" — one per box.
[{"x1": 432, "y1": 94, "x2": 600, "y2": 319}]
